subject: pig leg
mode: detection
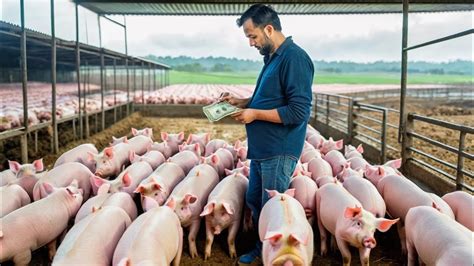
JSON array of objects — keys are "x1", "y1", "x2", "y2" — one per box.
[
  {"x1": 227, "y1": 221, "x2": 240, "y2": 259},
  {"x1": 47, "y1": 239, "x2": 57, "y2": 261},
  {"x1": 336, "y1": 237, "x2": 352, "y2": 266},
  {"x1": 13, "y1": 250, "x2": 32, "y2": 266},
  {"x1": 397, "y1": 222, "x2": 407, "y2": 255},
  {"x1": 406, "y1": 237, "x2": 417, "y2": 266},
  {"x1": 330, "y1": 235, "x2": 338, "y2": 252},
  {"x1": 316, "y1": 192, "x2": 328, "y2": 256},
  {"x1": 172, "y1": 227, "x2": 183, "y2": 266},
  {"x1": 358, "y1": 247, "x2": 371, "y2": 266},
  {"x1": 242, "y1": 207, "x2": 253, "y2": 232},
  {"x1": 188, "y1": 219, "x2": 201, "y2": 258},
  {"x1": 204, "y1": 220, "x2": 215, "y2": 260}
]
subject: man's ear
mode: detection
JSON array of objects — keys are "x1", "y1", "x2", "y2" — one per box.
[{"x1": 263, "y1": 24, "x2": 273, "y2": 37}]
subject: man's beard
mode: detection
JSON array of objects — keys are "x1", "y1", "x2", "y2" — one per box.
[{"x1": 259, "y1": 35, "x2": 274, "y2": 56}]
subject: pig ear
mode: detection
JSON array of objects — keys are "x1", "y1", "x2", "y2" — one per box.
[
  {"x1": 122, "y1": 172, "x2": 131, "y2": 187},
  {"x1": 234, "y1": 140, "x2": 241, "y2": 149},
  {"x1": 376, "y1": 218, "x2": 399, "y2": 232},
  {"x1": 143, "y1": 196, "x2": 159, "y2": 211},
  {"x1": 153, "y1": 182, "x2": 163, "y2": 192},
  {"x1": 211, "y1": 154, "x2": 219, "y2": 165},
  {"x1": 112, "y1": 136, "x2": 118, "y2": 141},
  {"x1": 265, "y1": 189, "x2": 279, "y2": 198},
  {"x1": 42, "y1": 182, "x2": 55, "y2": 196},
  {"x1": 8, "y1": 160, "x2": 21, "y2": 174},
  {"x1": 205, "y1": 133, "x2": 211, "y2": 143},
  {"x1": 289, "y1": 233, "x2": 308, "y2": 246},
  {"x1": 284, "y1": 188, "x2": 296, "y2": 198},
  {"x1": 200, "y1": 202, "x2": 215, "y2": 217},
  {"x1": 183, "y1": 193, "x2": 197, "y2": 204},
  {"x1": 131, "y1": 128, "x2": 138, "y2": 136},
  {"x1": 236, "y1": 159, "x2": 243, "y2": 168},
  {"x1": 178, "y1": 144, "x2": 184, "y2": 152},
  {"x1": 344, "y1": 206, "x2": 362, "y2": 219},
  {"x1": 129, "y1": 151, "x2": 136, "y2": 163},
  {"x1": 186, "y1": 134, "x2": 193, "y2": 144},
  {"x1": 104, "y1": 147, "x2": 114, "y2": 159},
  {"x1": 224, "y1": 169, "x2": 232, "y2": 176},
  {"x1": 161, "y1": 132, "x2": 168, "y2": 141},
  {"x1": 193, "y1": 143, "x2": 200, "y2": 154},
  {"x1": 378, "y1": 166, "x2": 385, "y2": 177},
  {"x1": 97, "y1": 183, "x2": 111, "y2": 195},
  {"x1": 134, "y1": 185, "x2": 145, "y2": 194},
  {"x1": 357, "y1": 144, "x2": 364, "y2": 154},
  {"x1": 92, "y1": 175, "x2": 107, "y2": 188},
  {"x1": 87, "y1": 152, "x2": 96, "y2": 162},
  {"x1": 32, "y1": 159, "x2": 44, "y2": 172},
  {"x1": 238, "y1": 148, "x2": 247, "y2": 159},
  {"x1": 335, "y1": 139, "x2": 344, "y2": 150},
  {"x1": 386, "y1": 159, "x2": 402, "y2": 169},
  {"x1": 165, "y1": 197, "x2": 176, "y2": 209},
  {"x1": 123, "y1": 136, "x2": 128, "y2": 143},
  {"x1": 222, "y1": 202, "x2": 234, "y2": 215},
  {"x1": 243, "y1": 166, "x2": 250, "y2": 177},
  {"x1": 146, "y1": 128, "x2": 153, "y2": 137},
  {"x1": 178, "y1": 132, "x2": 185, "y2": 141},
  {"x1": 263, "y1": 231, "x2": 283, "y2": 246}
]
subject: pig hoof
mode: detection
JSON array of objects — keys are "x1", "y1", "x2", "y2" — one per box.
[
  {"x1": 204, "y1": 252, "x2": 211, "y2": 260},
  {"x1": 230, "y1": 251, "x2": 237, "y2": 259}
]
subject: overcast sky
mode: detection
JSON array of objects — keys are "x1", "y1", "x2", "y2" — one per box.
[{"x1": 1, "y1": 0, "x2": 473, "y2": 62}]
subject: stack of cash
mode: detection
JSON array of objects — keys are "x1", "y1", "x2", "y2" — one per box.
[{"x1": 202, "y1": 101, "x2": 241, "y2": 122}]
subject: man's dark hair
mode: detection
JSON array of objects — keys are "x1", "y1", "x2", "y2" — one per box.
[{"x1": 236, "y1": 4, "x2": 282, "y2": 31}]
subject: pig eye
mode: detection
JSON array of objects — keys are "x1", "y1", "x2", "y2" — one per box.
[
  {"x1": 356, "y1": 221, "x2": 362, "y2": 227},
  {"x1": 154, "y1": 192, "x2": 158, "y2": 196}
]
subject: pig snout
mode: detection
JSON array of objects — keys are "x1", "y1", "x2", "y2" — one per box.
[
  {"x1": 272, "y1": 254, "x2": 304, "y2": 266},
  {"x1": 213, "y1": 225, "x2": 222, "y2": 235},
  {"x1": 363, "y1": 237, "x2": 376, "y2": 249}
]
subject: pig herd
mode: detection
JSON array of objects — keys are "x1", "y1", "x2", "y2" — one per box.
[{"x1": 0, "y1": 125, "x2": 472, "y2": 266}]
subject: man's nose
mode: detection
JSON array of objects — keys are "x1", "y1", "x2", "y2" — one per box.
[{"x1": 249, "y1": 39, "x2": 256, "y2": 47}]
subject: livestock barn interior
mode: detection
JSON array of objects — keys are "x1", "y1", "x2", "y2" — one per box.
[{"x1": 0, "y1": 0, "x2": 473, "y2": 265}]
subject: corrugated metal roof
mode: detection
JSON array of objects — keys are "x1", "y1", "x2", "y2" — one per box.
[{"x1": 74, "y1": 1, "x2": 474, "y2": 15}]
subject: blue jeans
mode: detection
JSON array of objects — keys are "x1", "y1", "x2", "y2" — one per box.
[{"x1": 246, "y1": 155, "x2": 297, "y2": 251}]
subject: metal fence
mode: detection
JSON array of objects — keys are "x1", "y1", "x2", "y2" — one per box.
[{"x1": 313, "y1": 92, "x2": 473, "y2": 192}]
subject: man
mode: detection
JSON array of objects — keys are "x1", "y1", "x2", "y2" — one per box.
[{"x1": 220, "y1": 4, "x2": 314, "y2": 265}]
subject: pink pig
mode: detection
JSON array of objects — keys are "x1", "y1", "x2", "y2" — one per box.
[
  {"x1": 225, "y1": 165, "x2": 250, "y2": 177},
  {"x1": 127, "y1": 135, "x2": 153, "y2": 156},
  {"x1": 0, "y1": 181, "x2": 83, "y2": 265},
  {"x1": 8, "y1": 159, "x2": 44, "y2": 199},
  {"x1": 52, "y1": 206, "x2": 131, "y2": 265},
  {"x1": 54, "y1": 143, "x2": 98, "y2": 173},
  {"x1": 344, "y1": 144, "x2": 364, "y2": 159},
  {"x1": 306, "y1": 133, "x2": 326, "y2": 149},
  {"x1": 89, "y1": 143, "x2": 131, "y2": 178},
  {"x1": 316, "y1": 183, "x2": 399, "y2": 265},
  {"x1": 178, "y1": 142, "x2": 202, "y2": 157},
  {"x1": 33, "y1": 162, "x2": 92, "y2": 201},
  {"x1": 150, "y1": 141, "x2": 173, "y2": 159},
  {"x1": 135, "y1": 162, "x2": 185, "y2": 211},
  {"x1": 323, "y1": 150, "x2": 350, "y2": 177},
  {"x1": 186, "y1": 132, "x2": 211, "y2": 156},
  {"x1": 164, "y1": 164, "x2": 219, "y2": 258},
  {"x1": 129, "y1": 150, "x2": 165, "y2": 170},
  {"x1": 92, "y1": 161, "x2": 153, "y2": 196},
  {"x1": 376, "y1": 174, "x2": 450, "y2": 254},
  {"x1": 320, "y1": 137, "x2": 344, "y2": 155},
  {"x1": 259, "y1": 189, "x2": 314, "y2": 266},
  {"x1": 110, "y1": 136, "x2": 128, "y2": 146},
  {"x1": 75, "y1": 190, "x2": 137, "y2": 224},
  {"x1": 205, "y1": 139, "x2": 228, "y2": 156},
  {"x1": 161, "y1": 131, "x2": 185, "y2": 155},
  {"x1": 112, "y1": 206, "x2": 183, "y2": 266},
  {"x1": 307, "y1": 157, "x2": 333, "y2": 181},
  {"x1": 405, "y1": 206, "x2": 473, "y2": 266},
  {"x1": 364, "y1": 159, "x2": 402, "y2": 186},
  {"x1": 347, "y1": 157, "x2": 370, "y2": 171},
  {"x1": 201, "y1": 148, "x2": 234, "y2": 178},
  {"x1": 300, "y1": 149, "x2": 322, "y2": 164},
  {"x1": 131, "y1": 127, "x2": 153, "y2": 138},
  {"x1": 337, "y1": 167, "x2": 364, "y2": 182},
  {"x1": 0, "y1": 184, "x2": 31, "y2": 217},
  {"x1": 342, "y1": 176, "x2": 386, "y2": 218},
  {"x1": 442, "y1": 191, "x2": 474, "y2": 231},
  {"x1": 168, "y1": 150, "x2": 200, "y2": 175},
  {"x1": 290, "y1": 174, "x2": 318, "y2": 225},
  {"x1": 200, "y1": 172, "x2": 249, "y2": 260}
]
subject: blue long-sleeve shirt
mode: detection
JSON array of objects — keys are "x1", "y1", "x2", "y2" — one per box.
[{"x1": 246, "y1": 37, "x2": 314, "y2": 160}]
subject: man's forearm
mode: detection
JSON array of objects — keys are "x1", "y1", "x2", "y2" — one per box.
[{"x1": 253, "y1": 109, "x2": 282, "y2": 123}]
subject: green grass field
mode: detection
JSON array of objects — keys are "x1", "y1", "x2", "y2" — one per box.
[{"x1": 169, "y1": 70, "x2": 472, "y2": 85}]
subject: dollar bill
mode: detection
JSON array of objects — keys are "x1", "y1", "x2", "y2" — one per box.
[{"x1": 202, "y1": 101, "x2": 241, "y2": 122}]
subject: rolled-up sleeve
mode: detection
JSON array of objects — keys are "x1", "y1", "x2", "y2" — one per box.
[{"x1": 276, "y1": 53, "x2": 314, "y2": 125}]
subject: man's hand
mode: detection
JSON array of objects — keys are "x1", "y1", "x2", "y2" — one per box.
[
  {"x1": 218, "y1": 92, "x2": 249, "y2": 109},
  {"x1": 231, "y1": 109, "x2": 257, "y2": 124}
]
